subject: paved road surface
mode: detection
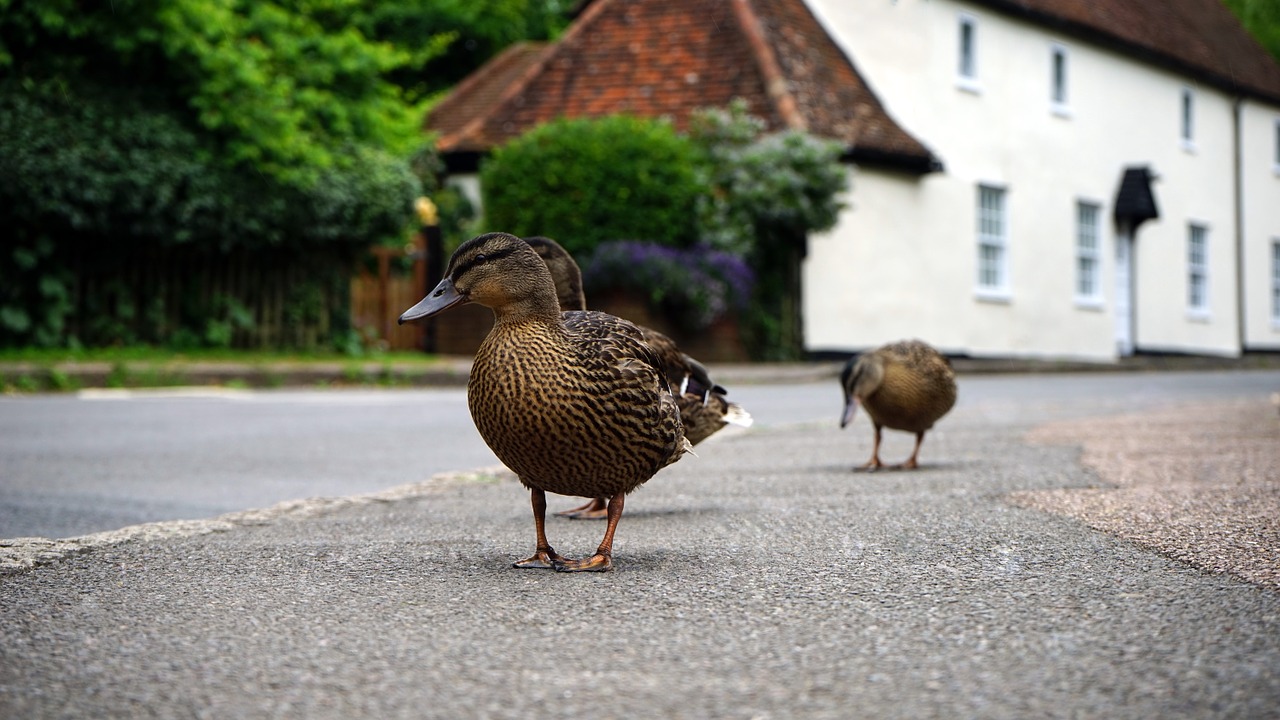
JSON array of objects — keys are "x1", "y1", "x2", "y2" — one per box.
[{"x1": 1, "y1": 370, "x2": 1277, "y2": 718}]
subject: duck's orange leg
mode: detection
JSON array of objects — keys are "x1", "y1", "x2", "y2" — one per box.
[
  {"x1": 894, "y1": 431, "x2": 926, "y2": 470},
  {"x1": 554, "y1": 490, "x2": 624, "y2": 572},
  {"x1": 513, "y1": 488, "x2": 566, "y2": 569},
  {"x1": 858, "y1": 425, "x2": 885, "y2": 471},
  {"x1": 553, "y1": 496, "x2": 608, "y2": 520}
]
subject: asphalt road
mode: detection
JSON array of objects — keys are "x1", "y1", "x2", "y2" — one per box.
[
  {"x1": 1, "y1": 370, "x2": 1278, "y2": 718},
  {"x1": 2, "y1": 370, "x2": 1273, "y2": 540}
]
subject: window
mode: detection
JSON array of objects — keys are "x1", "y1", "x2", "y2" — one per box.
[
  {"x1": 958, "y1": 14, "x2": 979, "y2": 90},
  {"x1": 1188, "y1": 224, "x2": 1208, "y2": 314},
  {"x1": 1274, "y1": 118, "x2": 1280, "y2": 174},
  {"x1": 1272, "y1": 240, "x2": 1280, "y2": 324},
  {"x1": 1180, "y1": 87, "x2": 1195, "y2": 150},
  {"x1": 976, "y1": 185, "x2": 1008, "y2": 297},
  {"x1": 1051, "y1": 44, "x2": 1069, "y2": 114},
  {"x1": 1075, "y1": 202, "x2": 1102, "y2": 304}
]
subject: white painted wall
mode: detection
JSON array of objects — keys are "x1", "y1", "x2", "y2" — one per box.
[
  {"x1": 803, "y1": 0, "x2": 1276, "y2": 358},
  {"x1": 1241, "y1": 104, "x2": 1280, "y2": 350}
]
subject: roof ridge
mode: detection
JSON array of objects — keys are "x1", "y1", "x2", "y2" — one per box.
[
  {"x1": 431, "y1": 41, "x2": 548, "y2": 149},
  {"x1": 731, "y1": 0, "x2": 807, "y2": 132}
]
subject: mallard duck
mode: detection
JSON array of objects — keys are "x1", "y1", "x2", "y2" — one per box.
[
  {"x1": 399, "y1": 232, "x2": 691, "y2": 572},
  {"x1": 839, "y1": 339, "x2": 956, "y2": 470},
  {"x1": 523, "y1": 236, "x2": 752, "y2": 519}
]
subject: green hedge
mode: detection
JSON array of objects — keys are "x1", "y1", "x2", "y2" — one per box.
[
  {"x1": 479, "y1": 115, "x2": 705, "y2": 258},
  {"x1": 0, "y1": 82, "x2": 419, "y2": 349}
]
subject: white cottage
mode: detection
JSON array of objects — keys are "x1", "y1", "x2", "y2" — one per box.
[
  {"x1": 802, "y1": 0, "x2": 1280, "y2": 360},
  {"x1": 426, "y1": 0, "x2": 1280, "y2": 361}
]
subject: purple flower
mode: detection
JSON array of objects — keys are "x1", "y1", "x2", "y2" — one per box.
[{"x1": 583, "y1": 241, "x2": 754, "y2": 329}]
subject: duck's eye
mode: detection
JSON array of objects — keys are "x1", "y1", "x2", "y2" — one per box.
[{"x1": 475, "y1": 253, "x2": 487, "y2": 262}]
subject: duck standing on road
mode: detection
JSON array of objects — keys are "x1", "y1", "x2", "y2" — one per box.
[
  {"x1": 523, "y1": 235, "x2": 752, "y2": 519},
  {"x1": 399, "y1": 232, "x2": 691, "y2": 572},
  {"x1": 839, "y1": 339, "x2": 957, "y2": 470}
]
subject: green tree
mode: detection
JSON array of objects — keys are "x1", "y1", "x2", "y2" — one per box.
[
  {"x1": 1223, "y1": 0, "x2": 1280, "y2": 61},
  {"x1": 356, "y1": 0, "x2": 572, "y2": 101},
  {"x1": 0, "y1": 0, "x2": 445, "y2": 348}
]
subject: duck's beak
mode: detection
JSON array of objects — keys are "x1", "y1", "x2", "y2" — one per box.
[
  {"x1": 840, "y1": 395, "x2": 859, "y2": 429},
  {"x1": 398, "y1": 277, "x2": 467, "y2": 324}
]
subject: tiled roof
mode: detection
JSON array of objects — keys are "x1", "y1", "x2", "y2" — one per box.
[
  {"x1": 427, "y1": 42, "x2": 551, "y2": 154},
  {"x1": 425, "y1": 0, "x2": 940, "y2": 172},
  {"x1": 970, "y1": 0, "x2": 1280, "y2": 104}
]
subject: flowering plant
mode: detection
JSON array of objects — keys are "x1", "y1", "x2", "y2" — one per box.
[{"x1": 582, "y1": 241, "x2": 754, "y2": 330}]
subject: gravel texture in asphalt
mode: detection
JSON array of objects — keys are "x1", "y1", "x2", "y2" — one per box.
[{"x1": 2, "y1": 374, "x2": 1279, "y2": 718}]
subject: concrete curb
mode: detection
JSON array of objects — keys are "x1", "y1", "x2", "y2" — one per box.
[{"x1": 3, "y1": 353, "x2": 1278, "y2": 392}]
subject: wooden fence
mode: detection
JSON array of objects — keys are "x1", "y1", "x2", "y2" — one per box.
[
  {"x1": 65, "y1": 242, "x2": 349, "y2": 349},
  {"x1": 349, "y1": 234, "x2": 428, "y2": 352}
]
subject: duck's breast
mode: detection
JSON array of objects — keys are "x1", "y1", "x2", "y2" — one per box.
[{"x1": 468, "y1": 318, "x2": 682, "y2": 498}]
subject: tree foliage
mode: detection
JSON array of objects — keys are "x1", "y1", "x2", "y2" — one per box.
[
  {"x1": 688, "y1": 100, "x2": 847, "y2": 257},
  {"x1": 0, "y1": 0, "x2": 439, "y2": 186},
  {"x1": 479, "y1": 115, "x2": 707, "y2": 258},
  {"x1": 0, "y1": 0, "x2": 471, "y2": 348},
  {"x1": 1223, "y1": 0, "x2": 1280, "y2": 61}
]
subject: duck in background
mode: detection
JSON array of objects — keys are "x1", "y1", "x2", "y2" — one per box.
[
  {"x1": 399, "y1": 232, "x2": 691, "y2": 572},
  {"x1": 523, "y1": 235, "x2": 752, "y2": 519},
  {"x1": 839, "y1": 339, "x2": 956, "y2": 470}
]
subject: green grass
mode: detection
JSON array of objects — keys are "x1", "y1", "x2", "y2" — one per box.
[
  {"x1": 0, "y1": 346, "x2": 449, "y2": 393},
  {"x1": 0, "y1": 346, "x2": 440, "y2": 365}
]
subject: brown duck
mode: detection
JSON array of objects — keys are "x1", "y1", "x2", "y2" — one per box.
[
  {"x1": 524, "y1": 236, "x2": 752, "y2": 519},
  {"x1": 399, "y1": 232, "x2": 691, "y2": 572},
  {"x1": 839, "y1": 339, "x2": 957, "y2": 470}
]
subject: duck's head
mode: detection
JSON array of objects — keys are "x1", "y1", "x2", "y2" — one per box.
[
  {"x1": 523, "y1": 236, "x2": 587, "y2": 313},
  {"x1": 399, "y1": 232, "x2": 558, "y2": 324},
  {"x1": 838, "y1": 354, "x2": 882, "y2": 428}
]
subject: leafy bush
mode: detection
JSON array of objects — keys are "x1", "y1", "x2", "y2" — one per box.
[
  {"x1": 479, "y1": 115, "x2": 706, "y2": 257},
  {"x1": 688, "y1": 100, "x2": 847, "y2": 257},
  {"x1": 0, "y1": 83, "x2": 419, "y2": 254},
  {"x1": 582, "y1": 241, "x2": 753, "y2": 330},
  {"x1": 0, "y1": 82, "x2": 419, "y2": 349}
]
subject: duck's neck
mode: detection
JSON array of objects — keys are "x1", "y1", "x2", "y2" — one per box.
[{"x1": 491, "y1": 291, "x2": 563, "y2": 327}]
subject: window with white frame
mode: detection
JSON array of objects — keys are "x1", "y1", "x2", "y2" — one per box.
[
  {"x1": 1188, "y1": 223, "x2": 1208, "y2": 313},
  {"x1": 976, "y1": 185, "x2": 1008, "y2": 295},
  {"x1": 1075, "y1": 202, "x2": 1101, "y2": 303},
  {"x1": 1274, "y1": 118, "x2": 1280, "y2": 173},
  {"x1": 1180, "y1": 87, "x2": 1195, "y2": 150},
  {"x1": 958, "y1": 14, "x2": 978, "y2": 89},
  {"x1": 1271, "y1": 239, "x2": 1280, "y2": 323},
  {"x1": 1051, "y1": 44, "x2": 1069, "y2": 112}
]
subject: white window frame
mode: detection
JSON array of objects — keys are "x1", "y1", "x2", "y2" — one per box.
[
  {"x1": 1271, "y1": 239, "x2": 1280, "y2": 327},
  {"x1": 1273, "y1": 118, "x2": 1280, "y2": 176},
  {"x1": 1051, "y1": 43, "x2": 1071, "y2": 117},
  {"x1": 957, "y1": 13, "x2": 980, "y2": 93},
  {"x1": 1180, "y1": 87, "x2": 1196, "y2": 153},
  {"x1": 1187, "y1": 223, "x2": 1209, "y2": 318},
  {"x1": 975, "y1": 184, "x2": 1010, "y2": 301},
  {"x1": 1074, "y1": 200, "x2": 1103, "y2": 308}
]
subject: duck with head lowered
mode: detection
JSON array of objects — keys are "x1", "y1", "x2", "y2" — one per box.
[
  {"x1": 839, "y1": 339, "x2": 957, "y2": 471},
  {"x1": 522, "y1": 235, "x2": 752, "y2": 519},
  {"x1": 399, "y1": 232, "x2": 691, "y2": 572}
]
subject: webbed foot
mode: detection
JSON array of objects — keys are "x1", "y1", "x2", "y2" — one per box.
[
  {"x1": 553, "y1": 553, "x2": 612, "y2": 573},
  {"x1": 554, "y1": 498, "x2": 607, "y2": 519},
  {"x1": 513, "y1": 547, "x2": 564, "y2": 570}
]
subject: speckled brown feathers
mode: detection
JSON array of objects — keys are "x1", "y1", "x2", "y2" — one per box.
[
  {"x1": 470, "y1": 308, "x2": 686, "y2": 499},
  {"x1": 517, "y1": 235, "x2": 750, "y2": 521},
  {"x1": 840, "y1": 339, "x2": 956, "y2": 470},
  {"x1": 398, "y1": 232, "x2": 689, "y2": 571}
]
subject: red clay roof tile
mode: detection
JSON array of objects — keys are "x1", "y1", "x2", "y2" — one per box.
[{"x1": 426, "y1": 0, "x2": 938, "y2": 170}]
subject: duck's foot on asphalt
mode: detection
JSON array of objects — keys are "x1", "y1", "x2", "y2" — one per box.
[
  {"x1": 553, "y1": 554, "x2": 612, "y2": 573},
  {"x1": 512, "y1": 549, "x2": 565, "y2": 569}
]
